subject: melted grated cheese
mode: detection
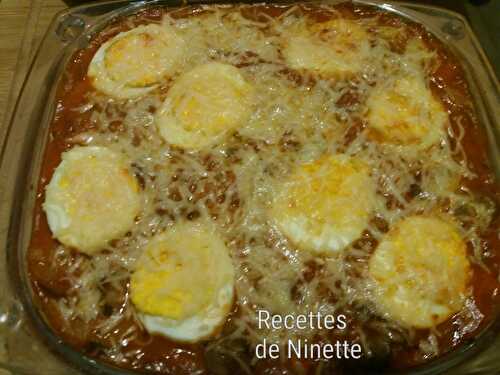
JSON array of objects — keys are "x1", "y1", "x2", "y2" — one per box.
[{"x1": 47, "y1": 4, "x2": 497, "y2": 369}]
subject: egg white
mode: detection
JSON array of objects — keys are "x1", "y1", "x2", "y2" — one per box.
[
  {"x1": 130, "y1": 221, "x2": 235, "y2": 342},
  {"x1": 270, "y1": 155, "x2": 378, "y2": 254},
  {"x1": 43, "y1": 146, "x2": 141, "y2": 254},
  {"x1": 283, "y1": 19, "x2": 371, "y2": 77},
  {"x1": 155, "y1": 62, "x2": 254, "y2": 150},
  {"x1": 365, "y1": 74, "x2": 448, "y2": 148},
  {"x1": 369, "y1": 215, "x2": 470, "y2": 328},
  {"x1": 88, "y1": 24, "x2": 185, "y2": 99}
]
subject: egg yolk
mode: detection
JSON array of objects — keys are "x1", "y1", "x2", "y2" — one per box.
[
  {"x1": 369, "y1": 215, "x2": 470, "y2": 328},
  {"x1": 283, "y1": 19, "x2": 371, "y2": 76},
  {"x1": 43, "y1": 146, "x2": 141, "y2": 254},
  {"x1": 155, "y1": 62, "x2": 254, "y2": 149},
  {"x1": 271, "y1": 155, "x2": 377, "y2": 254},
  {"x1": 130, "y1": 223, "x2": 234, "y2": 321},
  {"x1": 366, "y1": 75, "x2": 447, "y2": 147}
]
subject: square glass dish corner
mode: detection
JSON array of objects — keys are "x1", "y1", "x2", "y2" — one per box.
[{"x1": 0, "y1": 1, "x2": 498, "y2": 374}]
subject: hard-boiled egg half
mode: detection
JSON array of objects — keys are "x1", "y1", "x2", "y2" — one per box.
[
  {"x1": 270, "y1": 155, "x2": 378, "y2": 254},
  {"x1": 43, "y1": 146, "x2": 141, "y2": 254},
  {"x1": 155, "y1": 62, "x2": 254, "y2": 150},
  {"x1": 130, "y1": 221, "x2": 235, "y2": 342},
  {"x1": 369, "y1": 215, "x2": 470, "y2": 328},
  {"x1": 365, "y1": 74, "x2": 448, "y2": 148},
  {"x1": 283, "y1": 19, "x2": 371, "y2": 77},
  {"x1": 88, "y1": 24, "x2": 185, "y2": 99}
]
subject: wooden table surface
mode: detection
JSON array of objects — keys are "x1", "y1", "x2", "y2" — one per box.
[{"x1": 0, "y1": 0, "x2": 67, "y2": 141}]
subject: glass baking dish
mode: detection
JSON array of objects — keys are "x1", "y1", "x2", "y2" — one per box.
[{"x1": 0, "y1": 0, "x2": 498, "y2": 374}]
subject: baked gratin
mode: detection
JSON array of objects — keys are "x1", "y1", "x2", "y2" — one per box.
[{"x1": 28, "y1": 3, "x2": 499, "y2": 374}]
